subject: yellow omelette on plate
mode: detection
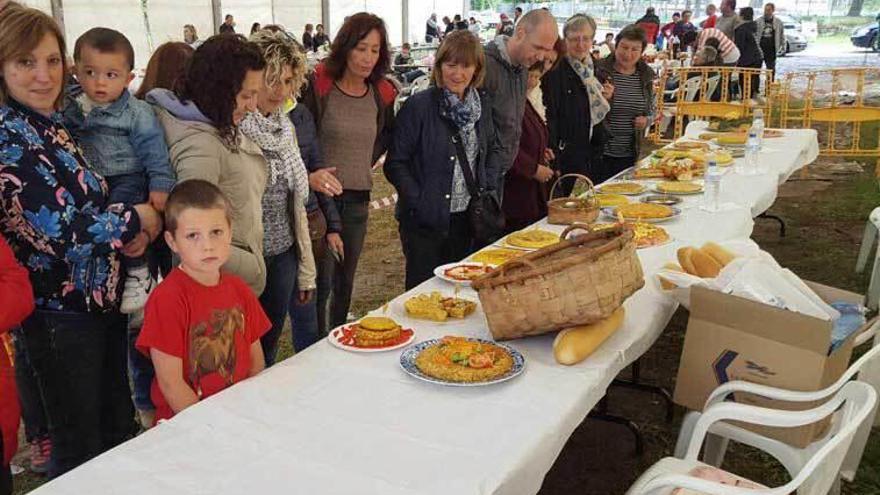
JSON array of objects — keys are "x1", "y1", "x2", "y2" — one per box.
[
  {"x1": 598, "y1": 182, "x2": 647, "y2": 195},
  {"x1": 655, "y1": 181, "x2": 704, "y2": 195},
  {"x1": 470, "y1": 248, "x2": 526, "y2": 265},
  {"x1": 505, "y1": 229, "x2": 559, "y2": 249},
  {"x1": 595, "y1": 193, "x2": 631, "y2": 208}
]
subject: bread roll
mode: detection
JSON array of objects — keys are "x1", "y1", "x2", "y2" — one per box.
[
  {"x1": 659, "y1": 263, "x2": 684, "y2": 290},
  {"x1": 553, "y1": 308, "x2": 625, "y2": 365},
  {"x1": 701, "y1": 242, "x2": 737, "y2": 267},
  {"x1": 690, "y1": 248, "x2": 723, "y2": 278},
  {"x1": 677, "y1": 247, "x2": 698, "y2": 276}
]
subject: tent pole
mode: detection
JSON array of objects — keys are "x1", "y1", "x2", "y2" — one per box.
[
  {"x1": 402, "y1": 0, "x2": 409, "y2": 44},
  {"x1": 211, "y1": 0, "x2": 222, "y2": 35},
  {"x1": 50, "y1": 0, "x2": 64, "y2": 31}
]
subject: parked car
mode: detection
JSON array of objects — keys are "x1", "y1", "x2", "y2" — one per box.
[
  {"x1": 851, "y1": 23, "x2": 879, "y2": 52},
  {"x1": 776, "y1": 14, "x2": 808, "y2": 55}
]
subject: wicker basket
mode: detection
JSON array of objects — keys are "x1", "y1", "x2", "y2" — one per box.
[
  {"x1": 547, "y1": 174, "x2": 600, "y2": 225},
  {"x1": 471, "y1": 224, "x2": 644, "y2": 341}
]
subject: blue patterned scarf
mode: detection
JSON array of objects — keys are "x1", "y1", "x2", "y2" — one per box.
[
  {"x1": 567, "y1": 56, "x2": 611, "y2": 126},
  {"x1": 438, "y1": 88, "x2": 481, "y2": 213}
]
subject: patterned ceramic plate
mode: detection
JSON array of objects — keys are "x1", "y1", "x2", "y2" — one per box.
[{"x1": 399, "y1": 338, "x2": 526, "y2": 387}]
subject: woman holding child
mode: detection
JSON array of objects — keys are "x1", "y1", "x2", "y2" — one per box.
[
  {"x1": 0, "y1": 6, "x2": 163, "y2": 477},
  {"x1": 240, "y1": 30, "x2": 316, "y2": 365}
]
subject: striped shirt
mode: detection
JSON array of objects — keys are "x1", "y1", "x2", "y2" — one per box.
[
  {"x1": 697, "y1": 28, "x2": 741, "y2": 64},
  {"x1": 605, "y1": 71, "x2": 646, "y2": 158}
]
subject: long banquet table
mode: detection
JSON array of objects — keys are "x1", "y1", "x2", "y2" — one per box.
[{"x1": 31, "y1": 123, "x2": 819, "y2": 495}]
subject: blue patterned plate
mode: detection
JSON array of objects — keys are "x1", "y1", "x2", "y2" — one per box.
[{"x1": 399, "y1": 338, "x2": 526, "y2": 387}]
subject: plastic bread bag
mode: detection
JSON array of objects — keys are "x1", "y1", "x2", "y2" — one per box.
[
  {"x1": 654, "y1": 240, "x2": 838, "y2": 321},
  {"x1": 720, "y1": 260, "x2": 839, "y2": 321},
  {"x1": 653, "y1": 240, "x2": 763, "y2": 309}
]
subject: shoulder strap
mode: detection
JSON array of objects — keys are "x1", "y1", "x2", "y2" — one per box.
[
  {"x1": 442, "y1": 118, "x2": 480, "y2": 197},
  {"x1": 430, "y1": 87, "x2": 482, "y2": 196}
]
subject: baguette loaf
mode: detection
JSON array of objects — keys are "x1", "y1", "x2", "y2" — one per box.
[
  {"x1": 690, "y1": 248, "x2": 723, "y2": 278},
  {"x1": 553, "y1": 308, "x2": 625, "y2": 365},
  {"x1": 677, "y1": 247, "x2": 698, "y2": 276},
  {"x1": 700, "y1": 242, "x2": 737, "y2": 267}
]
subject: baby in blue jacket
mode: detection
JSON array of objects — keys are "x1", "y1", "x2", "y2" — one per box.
[{"x1": 64, "y1": 27, "x2": 175, "y2": 314}]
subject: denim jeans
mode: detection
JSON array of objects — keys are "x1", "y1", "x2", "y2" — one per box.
[
  {"x1": 12, "y1": 328, "x2": 48, "y2": 443},
  {"x1": 18, "y1": 310, "x2": 136, "y2": 478},
  {"x1": 259, "y1": 247, "x2": 300, "y2": 367},
  {"x1": 289, "y1": 291, "x2": 321, "y2": 353},
  {"x1": 107, "y1": 173, "x2": 148, "y2": 270},
  {"x1": 127, "y1": 324, "x2": 154, "y2": 412}
]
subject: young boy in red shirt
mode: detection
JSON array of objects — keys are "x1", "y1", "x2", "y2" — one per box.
[
  {"x1": 1, "y1": 234, "x2": 35, "y2": 493},
  {"x1": 136, "y1": 180, "x2": 270, "y2": 423}
]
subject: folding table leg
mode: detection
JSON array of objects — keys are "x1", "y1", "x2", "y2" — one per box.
[
  {"x1": 612, "y1": 360, "x2": 676, "y2": 423},
  {"x1": 588, "y1": 398, "x2": 645, "y2": 456}
]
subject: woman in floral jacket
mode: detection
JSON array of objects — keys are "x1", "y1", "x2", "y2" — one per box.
[{"x1": 0, "y1": 7, "x2": 161, "y2": 478}]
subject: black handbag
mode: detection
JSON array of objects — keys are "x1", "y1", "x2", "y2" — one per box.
[{"x1": 444, "y1": 119, "x2": 505, "y2": 245}]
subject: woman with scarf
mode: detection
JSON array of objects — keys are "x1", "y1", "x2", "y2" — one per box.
[
  {"x1": 239, "y1": 30, "x2": 316, "y2": 366},
  {"x1": 542, "y1": 14, "x2": 613, "y2": 192},
  {"x1": 385, "y1": 30, "x2": 502, "y2": 289}
]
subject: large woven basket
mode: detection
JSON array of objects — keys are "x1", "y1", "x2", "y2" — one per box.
[
  {"x1": 471, "y1": 224, "x2": 644, "y2": 341},
  {"x1": 547, "y1": 174, "x2": 600, "y2": 225}
]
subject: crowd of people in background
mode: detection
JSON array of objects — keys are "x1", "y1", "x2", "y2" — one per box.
[{"x1": 0, "y1": 0, "x2": 790, "y2": 490}]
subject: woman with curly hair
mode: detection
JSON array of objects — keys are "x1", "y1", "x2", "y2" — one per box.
[
  {"x1": 238, "y1": 30, "x2": 316, "y2": 365},
  {"x1": 147, "y1": 34, "x2": 269, "y2": 295},
  {"x1": 301, "y1": 12, "x2": 398, "y2": 329}
]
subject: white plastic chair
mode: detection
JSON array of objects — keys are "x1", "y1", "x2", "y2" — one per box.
[
  {"x1": 409, "y1": 74, "x2": 431, "y2": 95},
  {"x1": 628, "y1": 381, "x2": 877, "y2": 495},
  {"x1": 704, "y1": 75, "x2": 721, "y2": 102},
  {"x1": 856, "y1": 206, "x2": 880, "y2": 311},
  {"x1": 663, "y1": 76, "x2": 703, "y2": 103},
  {"x1": 672, "y1": 330, "x2": 880, "y2": 489}
]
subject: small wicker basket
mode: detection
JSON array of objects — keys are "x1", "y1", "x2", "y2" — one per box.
[
  {"x1": 471, "y1": 224, "x2": 644, "y2": 341},
  {"x1": 547, "y1": 174, "x2": 600, "y2": 225}
]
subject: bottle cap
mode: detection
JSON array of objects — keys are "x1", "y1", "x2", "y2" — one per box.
[
  {"x1": 708, "y1": 160, "x2": 718, "y2": 167},
  {"x1": 749, "y1": 132, "x2": 757, "y2": 137}
]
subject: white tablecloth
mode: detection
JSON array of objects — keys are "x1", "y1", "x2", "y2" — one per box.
[{"x1": 31, "y1": 126, "x2": 819, "y2": 495}]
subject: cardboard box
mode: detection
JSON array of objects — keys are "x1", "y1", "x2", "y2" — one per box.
[{"x1": 673, "y1": 281, "x2": 864, "y2": 448}]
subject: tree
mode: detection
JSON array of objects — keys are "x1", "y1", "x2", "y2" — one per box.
[{"x1": 847, "y1": 0, "x2": 864, "y2": 16}]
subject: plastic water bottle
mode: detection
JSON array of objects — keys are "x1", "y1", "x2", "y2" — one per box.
[
  {"x1": 750, "y1": 109, "x2": 765, "y2": 150},
  {"x1": 702, "y1": 160, "x2": 722, "y2": 212},
  {"x1": 742, "y1": 132, "x2": 760, "y2": 175}
]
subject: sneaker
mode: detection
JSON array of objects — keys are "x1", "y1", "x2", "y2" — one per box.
[
  {"x1": 120, "y1": 267, "x2": 154, "y2": 314},
  {"x1": 137, "y1": 409, "x2": 156, "y2": 430},
  {"x1": 29, "y1": 437, "x2": 51, "y2": 474}
]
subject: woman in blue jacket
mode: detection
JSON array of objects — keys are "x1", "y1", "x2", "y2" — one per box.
[{"x1": 384, "y1": 30, "x2": 502, "y2": 289}]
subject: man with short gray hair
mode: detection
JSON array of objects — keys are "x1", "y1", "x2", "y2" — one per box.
[{"x1": 484, "y1": 8, "x2": 558, "y2": 193}]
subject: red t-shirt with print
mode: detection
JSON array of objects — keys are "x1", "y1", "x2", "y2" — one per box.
[{"x1": 136, "y1": 268, "x2": 270, "y2": 421}]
